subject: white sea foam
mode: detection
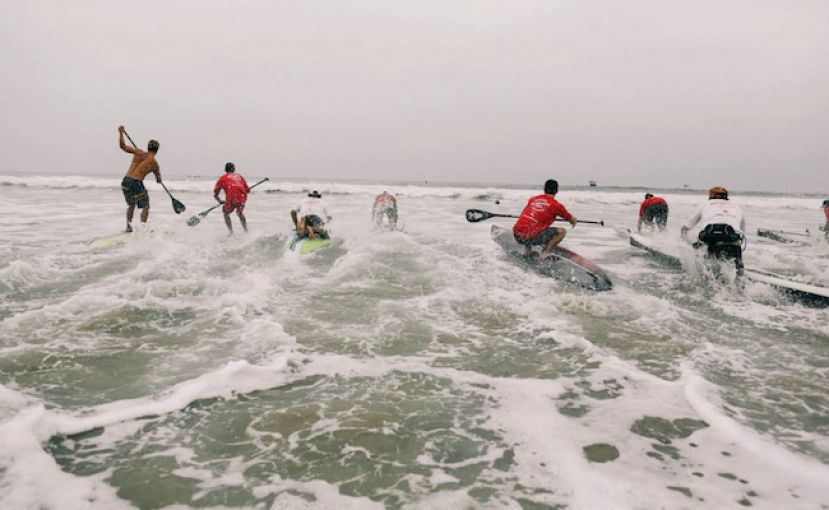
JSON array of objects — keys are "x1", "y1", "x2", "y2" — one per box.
[{"x1": 1, "y1": 176, "x2": 827, "y2": 509}]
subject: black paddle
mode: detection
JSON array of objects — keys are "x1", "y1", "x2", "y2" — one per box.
[
  {"x1": 187, "y1": 178, "x2": 270, "y2": 227},
  {"x1": 123, "y1": 129, "x2": 186, "y2": 214},
  {"x1": 465, "y1": 208, "x2": 604, "y2": 226}
]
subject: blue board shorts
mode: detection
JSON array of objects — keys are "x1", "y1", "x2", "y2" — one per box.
[
  {"x1": 514, "y1": 227, "x2": 562, "y2": 246},
  {"x1": 121, "y1": 177, "x2": 149, "y2": 209}
]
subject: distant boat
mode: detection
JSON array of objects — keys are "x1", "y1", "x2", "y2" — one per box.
[{"x1": 588, "y1": 180, "x2": 597, "y2": 187}]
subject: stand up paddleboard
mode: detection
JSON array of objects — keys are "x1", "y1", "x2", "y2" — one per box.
[
  {"x1": 629, "y1": 231, "x2": 829, "y2": 305},
  {"x1": 288, "y1": 234, "x2": 330, "y2": 255},
  {"x1": 491, "y1": 225, "x2": 612, "y2": 291},
  {"x1": 89, "y1": 229, "x2": 161, "y2": 250},
  {"x1": 89, "y1": 233, "x2": 132, "y2": 250},
  {"x1": 756, "y1": 228, "x2": 810, "y2": 244}
]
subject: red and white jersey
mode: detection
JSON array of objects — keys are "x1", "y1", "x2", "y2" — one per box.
[
  {"x1": 513, "y1": 194, "x2": 573, "y2": 239},
  {"x1": 214, "y1": 173, "x2": 249, "y2": 203}
]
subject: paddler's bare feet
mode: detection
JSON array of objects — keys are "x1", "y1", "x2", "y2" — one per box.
[
  {"x1": 539, "y1": 251, "x2": 556, "y2": 261},
  {"x1": 125, "y1": 225, "x2": 133, "y2": 233}
]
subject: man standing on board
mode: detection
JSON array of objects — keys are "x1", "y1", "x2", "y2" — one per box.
[
  {"x1": 822, "y1": 199, "x2": 829, "y2": 238},
  {"x1": 213, "y1": 162, "x2": 250, "y2": 234},
  {"x1": 637, "y1": 193, "x2": 669, "y2": 233},
  {"x1": 119, "y1": 125, "x2": 161, "y2": 233},
  {"x1": 681, "y1": 186, "x2": 746, "y2": 274},
  {"x1": 372, "y1": 191, "x2": 398, "y2": 229},
  {"x1": 513, "y1": 179, "x2": 578, "y2": 261}
]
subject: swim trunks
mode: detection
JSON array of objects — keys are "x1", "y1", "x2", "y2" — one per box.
[
  {"x1": 121, "y1": 177, "x2": 149, "y2": 208},
  {"x1": 222, "y1": 200, "x2": 245, "y2": 215},
  {"x1": 514, "y1": 226, "x2": 562, "y2": 246}
]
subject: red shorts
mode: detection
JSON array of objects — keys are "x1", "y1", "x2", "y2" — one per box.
[{"x1": 223, "y1": 199, "x2": 246, "y2": 214}]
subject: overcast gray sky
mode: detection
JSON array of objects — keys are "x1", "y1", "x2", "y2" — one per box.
[{"x1": 1, "y1": 0, "x2": 827, "y2": 192}]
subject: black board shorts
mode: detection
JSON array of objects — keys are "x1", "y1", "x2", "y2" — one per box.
[
  {"x1": 304, "y1": 215, "x2": 324, "y2": 228},
  {"x1": 698, "y1": 223, "x2": 744, "y2": 271},
  {"x1": 643, "y1": 203, "x2": 668, "y2": 226},
  {"x1": 514, "y1": 227, "x2": 562, "y2": 246},
  {"x1": 121, "y1": 177, "x2": 149, "y2": 209}
]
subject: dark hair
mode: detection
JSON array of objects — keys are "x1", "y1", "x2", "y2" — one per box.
[
  {"x1": 225, "y1": 162, "x2": 235, "y2": 172},
  {"x1": 824, "y1": 199, "x2": 829, "y2": 207},
  {"x1": 544, "y1": 179, "x2": 558, "y2": 195},
  {"x1": 645, "y1": 193, "x2": 654, "y2": 199},
  {"x1": 147, "y1": 140, "x2": 160, "y2": 153}
]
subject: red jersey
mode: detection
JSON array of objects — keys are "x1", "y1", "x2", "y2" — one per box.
[
  {"x1": 639, "y1": 196, "x2": 667, "y2": 217},
  {"x1": 513, "y1": 194, "x2": 573, "y2": 239},
  {"x1": 214, "y1": 173, "x2": 249, "y2": 204},
  {"x1": 824, "y1": 205, "x2": 829, "y2": 220}
]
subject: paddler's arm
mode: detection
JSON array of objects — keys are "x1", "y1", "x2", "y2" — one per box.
[
  {"x1": 213, "y1": 179, "x2": 224, "y2": 203},
  {"x1": 152, "y1": 162, "x2": 161, "y2": 183},
  {"x1": 637, "y1": 202, "x2": 646, "y2": 231},
  {"x1": 681, "y1": 204, "x2": 703, "y2": 239},
  {"x1": 558, "y1": 206, "x2": 577, "y2": 228},
  {"x1": 118, "y1": 126, "x2": 136, "y2": 154}
]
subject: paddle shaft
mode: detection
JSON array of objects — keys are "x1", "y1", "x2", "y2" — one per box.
[{"x1": 470, "y1": 210, "x2": 603, "y2": 225}]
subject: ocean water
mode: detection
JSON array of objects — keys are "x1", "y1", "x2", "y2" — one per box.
[{"x1": 0, "y1": 174, "x2": 827, "y2": 510}]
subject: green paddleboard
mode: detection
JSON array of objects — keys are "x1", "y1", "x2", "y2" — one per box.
[
  {"x1": 289, "y1": 236, "x2": 330, "y2": 255},
  {"x1": 89, "y1": 233, "x2": 133, "y2": 250}
]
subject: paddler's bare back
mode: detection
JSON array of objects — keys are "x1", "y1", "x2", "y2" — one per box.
[{"x1": 125, "y1": 152, "x2": 159, "y2": 181}]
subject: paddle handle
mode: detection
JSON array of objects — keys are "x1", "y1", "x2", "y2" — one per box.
[
  {"x1": 482, "y1": 213, "x2": 603, "y2": 226},
  {"x1": 123, "y1": 129, "x2": 138, "y2": 149},
  {"x1": 249, "y1": 177, "x2": 269, "y2": 190}
]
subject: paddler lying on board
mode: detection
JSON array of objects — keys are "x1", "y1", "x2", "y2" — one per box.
[
  {"x1": 637, "y1": 193, "x2": 669, "y2": 233},
  {"x1": 681, "y1": 186, "x2": 746, "y2": 275},
  {"x1": 213, "y1": 162, "x2": 250, "y2": 234},
  {"x1": 513, "y1": 179, "x2": 578, "y2": 261},
  {"x1": 118, "y1": 125, "x2": 161, "y2": 233},
  {"x1": 291, "y1": 191, "x2": 332, "y2": 240}
]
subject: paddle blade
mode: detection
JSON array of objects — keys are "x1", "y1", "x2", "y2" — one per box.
[
  {"x1": 186, "y1": 215, "x2": 201, "y2": 227},
  {"x1": 465, "y1": 209, "x2": 493, "y2": 222},
  {"x1": 172, "y1": 198, "x2": 186, "y2": 214}
]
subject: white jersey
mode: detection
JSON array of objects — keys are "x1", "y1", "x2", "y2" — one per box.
[
  {"x1": 295, "y1": 198, "x2": 331, "y2": 222},
  {"x1": 683, "y1": 199, "x2": 745, "y2": 235}
]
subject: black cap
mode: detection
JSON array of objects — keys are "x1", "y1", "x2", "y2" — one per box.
[
  {"x1": 225, "y1": 162, "x2": 235, "y2": 172},
  {"x1": 147, "y1": 140, "x2": 160, "y2": 153},
  {"x1": 308, "y1": 190, "x2": 321, "y2": 198},
  {"x1": 823, "y1": 199, "x2": 829, "y2": 207},
  {"x1": 645, "y1": 193, "x2": 653, "y2": 199},
  {"x1": 544, "y1": 179, "x2": 558, "y2": 195}
]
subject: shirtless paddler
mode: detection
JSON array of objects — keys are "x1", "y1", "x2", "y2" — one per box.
[{"x1": 119, "y1": 125, "x2": 161, "y2": 232}]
